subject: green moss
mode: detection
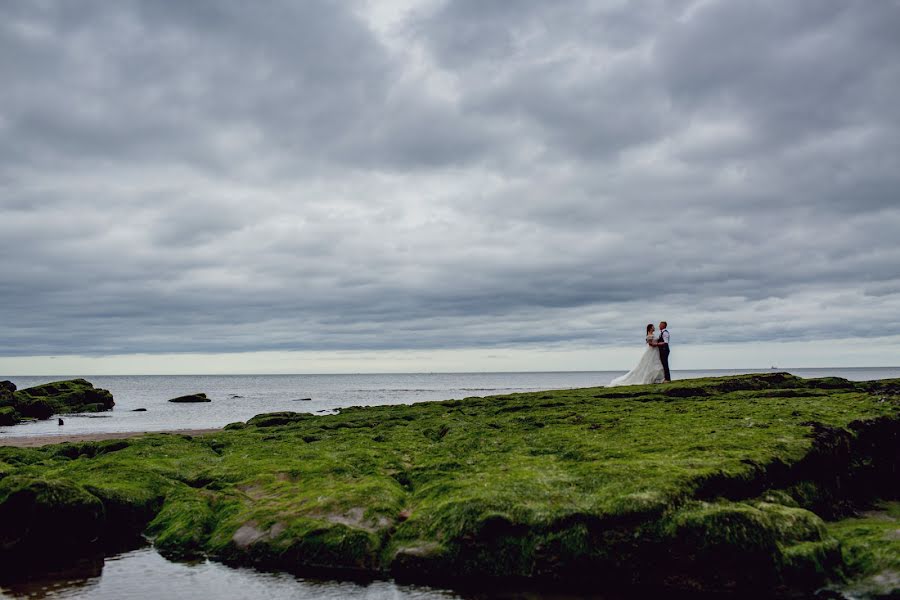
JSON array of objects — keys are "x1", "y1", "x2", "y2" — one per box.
[
  {"x1": 826, "y1": 501, "x2": 900, "y2": 597},
  {"x1": 15, "y1": 396, "x2": 55, "y2": 419},
  {"x1": 0, "y1": 373, "x2": 897, "y2": 595},
  {"x1": 147, "y1": 487, "x2": 216, "y2": 558},
  {"x1": 0, "y1": 475, "x2": 105, "y2": 554},
  {"x1": 657, "y1": 499, "x2": 841, "y2": 589},
  {"x1": 6, "y1": 379, "x2": 114, "y2": 423},
  {"x1": 0, "y1": 406, "x2": 20, "y2": 426}
]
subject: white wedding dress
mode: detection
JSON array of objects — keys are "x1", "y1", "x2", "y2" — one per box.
[{"x1": 609, "y1": 334, "x2": 665, "y2": 387}]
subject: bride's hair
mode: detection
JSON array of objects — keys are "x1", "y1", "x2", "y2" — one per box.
[{"x1": 646, "y1": 323, "x2": 654, "y2": 334}]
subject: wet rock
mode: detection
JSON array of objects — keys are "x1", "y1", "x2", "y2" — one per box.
[
  {"x1": 245, "y1": 411, "x2": 312, "y2": 428},
  {"x1": 8, "y1": 379, "x2": 115, "y2": 423},
  {"x1": 0, "y1": 406, "x2": 20, "y2": 426},
  {"x1": 16, "y1": 397, "x2": 55, "y2": 420},
  {"x1": 131, "y1": 408, "x2": 148, "y2": 412},
  {"x1": 168, "y1": 393, "x2": 210, "y2": 403},
  {"x1": 0, "y1": 477, "x2": 105, "y2": 558}
]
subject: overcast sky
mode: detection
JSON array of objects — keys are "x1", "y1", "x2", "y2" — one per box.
[{"x1": 2, "y1": 0, "x2": 899, "y2": 374}]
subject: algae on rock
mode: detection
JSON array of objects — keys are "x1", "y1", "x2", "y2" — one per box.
[
  {"x1": 0, "y1": 373, "x2": 897, "y2": 597},
  {"x1": 0, "y1": 379, "x2": 115, "y2": 425}
]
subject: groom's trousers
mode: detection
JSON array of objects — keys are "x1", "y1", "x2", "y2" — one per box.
[{"x1": 659, "y1": 346, "x2": 671, "y2": 381}]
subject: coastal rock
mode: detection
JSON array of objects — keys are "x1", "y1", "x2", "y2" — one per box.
[
  {"x1": 0, "y1": 406, "x2": 19, "y2": 426},
  {"x1": 0, "y1": 384, "x2": 18, "y2": 424},
  {"x1": 0, "y1": 373, "x2": 897, "y2": 596},
  {"x1": 0, "y1": 476, "x2": 105, "y2": 556},
  {"x1": 16, "y1": 397, "x2": 55, "y2": 420},
  {"x1": 131, "y1": 408, "x2": 148, "y2": 412},
  {"x1": 168, "y1": 393, "x2": 210, "y2": 403},
  {"x1": 3, "y1": 379, "x2": 114, "y2": 425}
]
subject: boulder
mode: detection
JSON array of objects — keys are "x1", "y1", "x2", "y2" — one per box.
[
  {"x1": 15, "y1": 379, "x2": 115, "y2": 413},
  {"x1": 168, "y1": 393, "x2": 210, "y2": 403},
  {"x1": 0, "y1": 381, "x2": 15, "y2": 409},
  {"x1": 1, "y1": 379, "x2": 115, "y2": 426},
  {"x1": 15, "y1": 397, "x2": 55, "y2": 420},
  {"x1": 0, "y1": 406, "x2": 20, "y2": 426}
]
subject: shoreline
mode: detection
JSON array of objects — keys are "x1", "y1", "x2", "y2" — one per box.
[{"x1": 0, "y1": 428, "x2": 220, "y2": 448}]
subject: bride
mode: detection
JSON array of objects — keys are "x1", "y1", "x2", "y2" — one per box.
[{"x1": 609, "y1": 324, "x2": 665, "y2": 386}]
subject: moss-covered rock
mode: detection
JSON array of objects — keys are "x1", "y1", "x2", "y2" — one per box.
[
  {"x1": 3, "y1": 379, "x2": 115, "y2": 425},
  {"x1": 0, "y1": 373, "x2": 897, "y2": 597},
  {"x1": 15, "y1": 396, "x2": 56, "y2": 419},
  {"x1": 244, "y1": 412, "x2": 313, "y2": 428},
  {"x1": 655, "y1": 500, "x2": 841, "y2": 592},
  {"x1": 0, "y1": 476, "x2": 105, "y2": 555},
  {"x1": 826, "y1": 501, "x2": 900, "y2": 598},
  {"x1": 0, "y1": 406, "x2": 20, "y2": 426},
  {"x1": 0, "y1": 381, "x2": 16, "y2": 409}
]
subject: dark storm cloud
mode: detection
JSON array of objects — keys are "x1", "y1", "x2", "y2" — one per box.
[{"x1": 1, "y1": 0, "x2": 899, "y2": 357}]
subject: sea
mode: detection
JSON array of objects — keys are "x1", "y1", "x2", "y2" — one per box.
[
  {"x1": 4, "y1": 368, "x2": 899, "y2": 439},
  {"x1": 1, "y1": 367, "x2": 897, "y2": 599}
]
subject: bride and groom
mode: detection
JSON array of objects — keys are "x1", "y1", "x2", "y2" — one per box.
[{"x1": 609, "y1": 321, "x2": 671, "y2": 386}]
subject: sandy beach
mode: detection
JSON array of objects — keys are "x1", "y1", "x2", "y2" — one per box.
[{"x1": 0, "y1": 428, "x2": 220, "y2": 448}]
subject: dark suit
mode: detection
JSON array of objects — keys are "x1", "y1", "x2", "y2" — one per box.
[{"x1": 658, "y1": 330, "x2": 670, "y2": 381}]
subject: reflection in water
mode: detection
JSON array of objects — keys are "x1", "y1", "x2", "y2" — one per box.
[
  {"x1": 0, "y1": 548, "x2": 463, "y2": 599},
  {"x1": 0, "y1": 556, "x2": 104, "y2": 599},
  {"x1": 0, "y1": 547, "x2": 649, "y2": 600},
  {"x1": 1, "y1": 543, "x2": 832, "y2": 600}
]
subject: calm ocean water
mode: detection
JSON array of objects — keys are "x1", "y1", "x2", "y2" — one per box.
[
  {"x1": 2, "y1": 367, "x2": 897, "y2": 599},
  {"x1": 2, "y1": 368, "x2": 899, "y2": 439}
]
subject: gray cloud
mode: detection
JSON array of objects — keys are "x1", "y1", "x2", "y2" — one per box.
[{"x1": 1, "y1": 0, "x2": 899, "y2": 359}]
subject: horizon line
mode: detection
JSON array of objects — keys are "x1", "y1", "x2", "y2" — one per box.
[{"x1": 3, "y1": 366, "x2": 899, "y2": 378}]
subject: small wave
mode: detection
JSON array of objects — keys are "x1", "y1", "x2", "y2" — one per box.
[
  {"x1": 345, "y1": 388, "x2": 444, "y2": 393},
  {"x1": 66, "y1": 414, "x2": 112, "y2": 418},
  {"x1": 344, "y1": 387, "x2": 520, "y2": 393}
]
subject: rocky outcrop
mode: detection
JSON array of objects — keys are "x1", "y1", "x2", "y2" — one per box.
[
  {"x1": 0, "y1": 374, "x2": 897, "y2": 597},
  {"x1": 168, "y1": 393, "x2": 210, "y2": 403},
  {"x1": 0, "y1": 379, "x2": 114, "y2": 426},
  {"x1": 0, "y1": 382, "x2": 17, "y2": 425}
]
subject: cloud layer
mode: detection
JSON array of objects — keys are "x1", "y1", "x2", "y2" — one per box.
[{"x1": 2, "y1": 0, "x2": 899, "y2": 359}]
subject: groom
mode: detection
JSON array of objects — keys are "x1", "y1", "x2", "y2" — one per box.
[{"x1": 655, "y1": 321, "x2": 671, "y2": 382}]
